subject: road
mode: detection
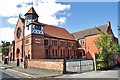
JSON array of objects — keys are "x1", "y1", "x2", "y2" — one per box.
[
  {"x1": 0, "y1": 67, "x2": 32, "y2": 79},
  {"x1": 0, "y1": 64, "x2": 120, "y2": 79},
  {"x1": 1, "y1": 71, "x2": 19, "y2": 79}
]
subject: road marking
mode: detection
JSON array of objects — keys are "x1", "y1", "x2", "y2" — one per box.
[{"x1": 3, "y1": 69, "x2": 35, "y2": 78}]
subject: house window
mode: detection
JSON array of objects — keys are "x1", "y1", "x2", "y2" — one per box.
[
  {"x1": 83, "y1": 41, "x2": 84, "y2": 46},
  {"x1": 83, "y1": 50, "x2": 85, "y2": 56},
  {"x1": 55, "y1": 49, "x2": 57, "y2": 56},
  {"x1": 55, "y1": 40, "x2": 57, "y2": 46},
  {"x1": 79, "y1": 39, "x2": 85, "y2": 46},
  {"x1": 52, "y1": 40, "x2": 54, "y2": 46},
  {"x1": 52, "y1": 49, "x2": 54, "y2": 56},
  {"x1": 70, "y1": 50, "x2": 72, "y2": 56},
  {"x1": 44, "y1": 39, "x2": 48, "y2": 45},
  {"x1": 74, "y1": 50, "x2": 76, "y2": 56},
  {"x1": 52, "y1": 40, "x2": 57, "y2": 46},
  {"x1": 63, "y1": 50, "x2": 65, "y2": 56},
  {"x1": 81, "y1": 40, "x2": 83, "y2": 45},
  {"x1": 73, "y1": 42, "x2": 76, "y2": 46},
  {"x1": 67, "y1": 42, "x2": 71, "y2": 47},
  {"x1": 60, "y1": 41, "x2": 65, "y2": 46},
  {"x1": 61, "y1": 50, "x2": 62, "y2": 57},
  {"x1": 45, "y1": 49, "x2": 48, "y2": 58},
  {"x1": 68, "y1": 50, "x2": 69, "y2": 56}
]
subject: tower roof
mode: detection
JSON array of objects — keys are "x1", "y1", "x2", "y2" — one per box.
[{"x1": 25, "y1": 7, "x2": 39, "y2": 17}]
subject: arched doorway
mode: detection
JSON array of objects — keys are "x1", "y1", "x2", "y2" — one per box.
[
  {"x1": 45, "y1": 49, "x2": 49, "y2": 58},
  {"x1": 10, "y1": 53, "x2": 12, "y2": 61},
  {"x1": 16, "y1": 48, "x2": 20, "y2": 66},
  {"x1": 82, "y1": 50, "x2": 86, "y2": 58},
  {"x1": 78, "y1": 49, "x2": 86, "y2": 59}
]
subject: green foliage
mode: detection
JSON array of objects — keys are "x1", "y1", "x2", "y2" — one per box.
[
  {"x1": 95, "y1": 32, "x2": 119, "y2": 70},
  {"x1": 95, "y1": 53, "x2": 105, "y2": 70},
  {"x1": 117, "y1": 45, "x2": 120, "y2": 52},
  {"x1": 1, "y1": 41, "x2": 10, "y2": 56}
]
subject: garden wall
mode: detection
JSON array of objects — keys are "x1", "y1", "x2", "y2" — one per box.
[{"x1": 28, "y1": 59, "x2": 64, "y2": 72}]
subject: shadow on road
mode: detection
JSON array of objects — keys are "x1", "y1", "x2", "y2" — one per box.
[{"x1": 2, "y1": 71, "x2": 19, "y2": 80}]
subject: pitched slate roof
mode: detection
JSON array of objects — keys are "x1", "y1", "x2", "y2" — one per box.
[
  {"x1": 44, "y1": 24, "x2": 75, "y2": 40},
  {"x1": 18, "y1": 20, "x2": 75, "y2": 40},
  {"x1": 19, "y1": 7, "x2": 75, "y2": 41},
  {"x1": 31, "y1": 21, "x2": 75, "y2": 40},
  {"x1": 20, "y1": 17, "x2": 25, "y2": 24},
  {"x1": 72, "y1": 24, "x2": 109, "y2": 40},
  {"x1": 25, "y1": 7, "x2": 38, "y2": 16}
]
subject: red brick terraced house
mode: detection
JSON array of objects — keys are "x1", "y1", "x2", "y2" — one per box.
[
  {"x1": 72, "y1": 21, "x2": 118, "y2": 59},
  {"x1": 13, "y1": 7, "x2": 78, "y2": 62}
]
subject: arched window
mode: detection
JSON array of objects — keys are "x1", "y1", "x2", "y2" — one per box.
[
  {"x1": 16, "y1": 48, "x2": 20, "y2": 54},
  {"x1": 16, "y1": 48, "x2": 20, "y2": 59},
  {"x1": 52, "y1": 49, "x2": 54, "y2": 56},
  {"x1": 28, "y1": 54, "x2": 30, "y2": 59},
  {"x1": 45, "y1": 49, "x2": 48, "y2": 58},
  {"x1": 55, "y1": 49, "x2": 57, "y2": 56},
  {"x1": 61, "y1": 50, "x2": 62, "y2": 57}
]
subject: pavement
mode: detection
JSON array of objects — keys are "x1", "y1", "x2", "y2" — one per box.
[
  {"x1": 0, "y1": 63, "x2": 63, "y2": 78},
  {"x1": 1, "y1": 62, "x2": 120, "y2": 79},
  {"x1": 57, "y1": 70, "x2": 118, "y2": 78},
  {"x1": 56, "y1": 67, "x2": 120, "y2": 78}
]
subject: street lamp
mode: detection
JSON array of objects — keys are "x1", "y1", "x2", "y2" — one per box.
[
  {"x1": 93, "y1": 53, "x2": 96, "y2": 71},
  {"x1": 22, "y1": 25, "x2": 25, "y2": 68}
]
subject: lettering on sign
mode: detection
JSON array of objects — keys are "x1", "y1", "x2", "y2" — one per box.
[{"x1": 35, "y1": 38, "x2": 41, "y2": 44}]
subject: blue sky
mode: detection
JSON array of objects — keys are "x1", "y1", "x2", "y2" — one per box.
[
  {"x1": 61, "y1": 2, "x2": 118, "y2": 36},
  {"x1": 0, "y1": 1, "x2": 119, "y2": 42}
]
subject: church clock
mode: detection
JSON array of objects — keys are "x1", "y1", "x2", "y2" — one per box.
[{"x1": 16, "y1": 28, "x2": 21, "y2": 39}]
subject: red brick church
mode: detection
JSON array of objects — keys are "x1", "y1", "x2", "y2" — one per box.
[
  {"x1": 13, "y1": 7, "x2": 77, "y2": 61},
  {"x1": 8, "y1": 7, "x2": 118, "y2": 61}
]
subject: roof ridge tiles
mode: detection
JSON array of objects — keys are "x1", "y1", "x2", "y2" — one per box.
[{"x1": 72, "y1": 24, "x2": 107, "y2": 34}]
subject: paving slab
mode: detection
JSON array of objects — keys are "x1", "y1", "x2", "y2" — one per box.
[{"x1": 1, "y1": 63, "x2": 63, "y2": 78}]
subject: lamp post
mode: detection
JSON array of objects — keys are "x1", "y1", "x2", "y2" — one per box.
[
  {"x1": 22, "y1": 25, "x2": 25, "y2": 68},
  {"x1": 93, "y1": 53, "x2": 96, "y2": 71}
]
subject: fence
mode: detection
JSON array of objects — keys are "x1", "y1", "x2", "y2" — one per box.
[{"x1": 64, "y1": 59, "x2": 94, "y2": 73}]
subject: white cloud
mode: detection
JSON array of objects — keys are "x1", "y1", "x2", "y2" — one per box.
[
  {"x1": 0, "y1": 0, "x2": 71, "y2": 42},
  {"x1": 59, "y1": 17, "x2": 66, "y2": 23},
  {"x1": 8, "y1": 17, "x2": 18, "y2": 24},
  {"x1": 0, "y1": 0, "x2": 71, "y2": 25},
  {"x1": 0, "y1": 27, "x2": 14, "y2": 43}
]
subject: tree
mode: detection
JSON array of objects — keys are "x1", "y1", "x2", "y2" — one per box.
[
  {"x1": 1, "y1": 41, "x2": 10, "y2": 56},
  {"x1": 95, "y1": 32, "x2": 119, "y2": 69}
]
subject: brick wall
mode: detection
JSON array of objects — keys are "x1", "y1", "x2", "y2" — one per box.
[
  {"x1": 31, "y1": 35, "x2": 44, "y2": 59},
  {"x1": 28, "y1": 59, "x2": 64, "y2": 71},
  {"x1": 14, "y1": 18, "x2": 24, "y2": 60},
  {"x1": 85, "y1": 34, "x2": 100, "y2": 59}
]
